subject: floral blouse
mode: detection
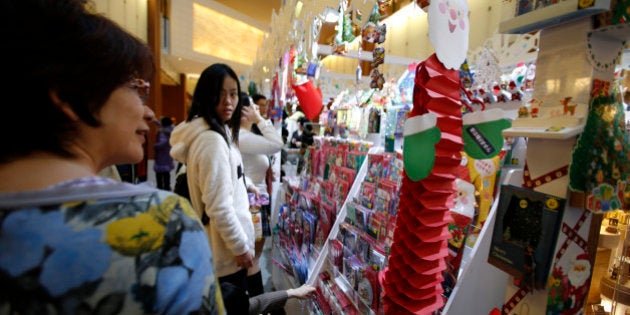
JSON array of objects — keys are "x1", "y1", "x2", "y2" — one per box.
[{"x1": 0, "y1": 178, "x2": 223, "y2": 315}]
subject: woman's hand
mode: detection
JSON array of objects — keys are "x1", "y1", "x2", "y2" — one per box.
[
  {"x1": 286, "y1": 284, "x2": 316, "y2": 299},
  {"x1": 242, "y1": 105, "x2": 263, "y2": 124},
  {"x1": 235, "y1": 251, "x2": 254, "y2": 269},
  {"x1": 247, "y1": 185, "x2": 260, "y2": 198}
]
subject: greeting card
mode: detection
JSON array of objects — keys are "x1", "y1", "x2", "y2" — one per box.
[{"x1": 488, "y1": 185, "x2": 565, "y2": 290}]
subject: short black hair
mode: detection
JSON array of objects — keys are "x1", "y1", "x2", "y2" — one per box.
[
  {"x1": 240, "y1": 92, "x2": 251, "y2": 107},
  {"x1": 252, "y1": 94, "x2": 267, "y2": 104},
  {"x1": 160, "y1": 117, "x2": 173, "y2": 127},
  {"x1": 2, "y1": 0, "x2": 154, "y2": 163},
  {"x1": 298, "y1": 117, "x2": 309, "y2": 126}
]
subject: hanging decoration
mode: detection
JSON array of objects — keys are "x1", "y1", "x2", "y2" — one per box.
[
  {"x1": 462, "y1": 108, "x2": 511, "y2": 160},
  {"x1": 362, "y1": 2, "x2": 387, "y2": 90},
  {"x1": 380, "y1": 0, "x2": 470, "y2": 312},
  {"x1": 427, "y1": 0, "x2": 469, "y2": 70},
  {"x1": 293, "y1": 79, "x2": 323, "y2": 121}
]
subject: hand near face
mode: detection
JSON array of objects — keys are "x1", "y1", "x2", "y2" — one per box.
[{"x1": 242, "y1": 105, "x2": 263, "y2": 125}]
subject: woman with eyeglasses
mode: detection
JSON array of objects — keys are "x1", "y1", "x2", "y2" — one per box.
[
  {"x1": 0, "y1": 0, "x2": 221, "y2": 314},
  {"x1": 170, "y1": 64, "x2": 257, "y2": 294}
]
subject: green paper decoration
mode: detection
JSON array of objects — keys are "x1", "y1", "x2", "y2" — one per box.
[
  {"x1": 462, "y1": 118, "x2": 511, "y2": 160},
  {"x1": 569, "y1": 88, "x2": 630, "y2": 193},
  {"x1": 403, "y1": 113, "x2": 441, "y2": 181}
]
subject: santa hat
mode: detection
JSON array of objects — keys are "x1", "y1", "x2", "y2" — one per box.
[{"x1": 575, "y1": 253, "x2": 589, "y2": 262}]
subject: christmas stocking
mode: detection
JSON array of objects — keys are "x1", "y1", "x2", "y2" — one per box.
[
  {"x1": 403, "y1": 112, "x2": 441, "y2": 181},
  {"x1": 292, "y1": 79, "x2": 323, "y2": 121}
]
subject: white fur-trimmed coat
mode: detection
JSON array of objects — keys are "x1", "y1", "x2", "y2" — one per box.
[{"x1": 170, "y1": 118, "x2": 254, "y2": 277}]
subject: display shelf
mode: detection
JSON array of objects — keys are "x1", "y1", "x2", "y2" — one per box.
[
  {"x1": 599, "y1": 225, "x2": 621, "y2": 249},
  {"x1": 332, "y1": 269, "x2": 375, "y2": 315},
  {"x1": 499, "y1": 0, "x2": 612, "y2": 34},
  {"x1": 502, "y1": 125, "x2": 584, "y2": 139},
  {"x1": 442, "y1": 168, "x2": 523, "y2": 314},
  {"x1": 306, "y1": 145, "x2": 382, "y2": 286}
]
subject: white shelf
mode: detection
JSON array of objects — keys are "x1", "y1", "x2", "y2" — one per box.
[
  {"x1": 499, "y1": 0, "x2": 612, "y2": 34},
  {"x1": 502, "y1": 125, "x2": 584, "y2": 139}
]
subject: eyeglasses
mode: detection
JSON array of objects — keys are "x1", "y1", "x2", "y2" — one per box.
[{"x1": 129, "y1": 78, "x2": 151, "y2": 102}]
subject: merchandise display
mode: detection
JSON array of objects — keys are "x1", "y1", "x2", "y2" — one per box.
[
  {"x1": 59, "y1": 0, "x2": 630, "y2": 314},
  {"x1": 259, "y1": 1, "x2": 630, "y2": 315}
]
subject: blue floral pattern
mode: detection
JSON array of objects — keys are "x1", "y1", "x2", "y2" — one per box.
[{"x1": 0, "y1": 181, "x2": 221, "y2": 315}]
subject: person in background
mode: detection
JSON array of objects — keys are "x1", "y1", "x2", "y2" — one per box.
[
  {"x1": 0, "y1": 1, "x2": 221, "y2": 314},
  {"x1": 250, "y1": 93, "x2": 276, "y2": 190},
  {"x1": 285, "y1": 104, "x2": 304, "y2": 140},
  {"x1": 238, "y1": 92, "x2": 284, "y2": 297},
  {"x1": 290, "y1": 117, "x2": 314, "y2": 175},
  {"x1": 170, "y1": 63, "x2": 257, "y2": 294},
  {"x1": 289, "y1": 117, "x2": 307, "y2": 149},
  {"x1": 153, "y1": 116, "x2": 175, "y2": 190},
  {"x1": 252, "y1": 93, "x2": 269, "y2": 119}
]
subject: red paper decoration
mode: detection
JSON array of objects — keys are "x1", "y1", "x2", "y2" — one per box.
[{"x1": 380, "y1": 53, "x2": 463, "y2": 314}]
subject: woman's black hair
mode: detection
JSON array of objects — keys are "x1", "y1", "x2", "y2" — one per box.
[
  {"x1": 160, "y1": 116, "x2": 173, "y2": 127},
  {"x1": 251, "y1": 93, "x2": 267, "y2": 104},
  {"x1": 187, "y1": 63, "x2": 243, "y2": 145},
  {"x1": 1, "y1": 0, "x2": 154, "y2": 163},
  {"x1": 297, "y1": 117, "x2": 309, "y2": 127}
]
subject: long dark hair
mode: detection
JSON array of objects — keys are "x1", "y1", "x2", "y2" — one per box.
[{"x1": 187, "y1": 63, "x2": 243, "y2": 145}]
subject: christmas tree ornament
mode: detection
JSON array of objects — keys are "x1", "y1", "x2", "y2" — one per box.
[
  {"x1": 372, "y1": 47, "x2": 385, "y2": 68},
  {"x1": 569, "y1": 79, "x2": 629, "y2": 211}
]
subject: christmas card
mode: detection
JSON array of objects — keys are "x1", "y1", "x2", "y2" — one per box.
[{"x1": 488, "y1": 185, "x2": 565, "y2": 290}]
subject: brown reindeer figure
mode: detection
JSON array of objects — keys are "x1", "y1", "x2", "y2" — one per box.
[{"x1": 561, "y1": 96, "x2": 577, "y2": 115}]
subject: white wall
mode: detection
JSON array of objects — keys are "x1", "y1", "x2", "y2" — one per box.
[{"x1": 91, "y1": 0, "x2": 148, "y2": 42}]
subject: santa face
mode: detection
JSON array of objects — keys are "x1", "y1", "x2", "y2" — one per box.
[
  {"x1": 428, "y1": 0, "x2": 470, "y2": 69},
  {"x1": 438, "y1": 0, "x2": 466, "y2": 33},
  {"x1": 568, "y1": 256, "x2": 591, "y2": 287},
  {"x1": 453, "y1": 178, "x2": 475, "y2": 218}
]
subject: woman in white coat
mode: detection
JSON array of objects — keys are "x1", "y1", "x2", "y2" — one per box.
[{"x1": 170, "y1": 63, "x2": 256, "y2": 292}]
